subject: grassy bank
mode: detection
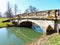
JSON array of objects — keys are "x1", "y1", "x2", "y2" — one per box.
[
  {"x1": 41, "y1": 33, "x2": 60, "y2": 45},
  {"x1": 47, "y1": 34, "x2": 60, "y2": 45},
  {"x1": 0, "y1": 18, "x2": 12, "y2": 27}
]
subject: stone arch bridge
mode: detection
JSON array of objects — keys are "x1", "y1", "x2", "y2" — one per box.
[{"x1": 11, "y1": 9, "x2": 60, "y2": 35}]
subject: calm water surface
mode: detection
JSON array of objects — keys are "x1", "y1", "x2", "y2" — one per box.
[
  {"x1": 0, "y1": 28, "x2": 25, "y2": 45},
  {"x1": 0, "y1": 27, "x2": 43, "y2": 45}
]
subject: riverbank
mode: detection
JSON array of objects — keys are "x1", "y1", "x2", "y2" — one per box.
[
  {"x1": 0, "y1": 18, "x2": 13, "y2": 27},
  {"x1": 26, "y1": 33, "x2": 59, "y2": 45}
]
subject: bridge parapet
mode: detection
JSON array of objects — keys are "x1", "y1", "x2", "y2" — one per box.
[{"x1": 12, "y1": 10, "x2": 60, "y2": 20}]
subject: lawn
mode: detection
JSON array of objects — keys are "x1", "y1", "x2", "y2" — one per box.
[
  {"x1": 44, "y1": 34, "x2": 60, "y2": 45},
  {"x1": 48, "y1": 35, "x2": 60, "y2": 45},
  {"x1": 0, "y1": 18, "x2": 12, "y2": 27}
]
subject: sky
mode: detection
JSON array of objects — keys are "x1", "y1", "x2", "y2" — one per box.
[{"x1": 0, "y1": 0, "x2": 60, "y2": 15}]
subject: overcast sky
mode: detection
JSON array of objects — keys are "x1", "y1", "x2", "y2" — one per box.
[{"x1": 0, "y1": 0, "x2": 60, "y2": 15}]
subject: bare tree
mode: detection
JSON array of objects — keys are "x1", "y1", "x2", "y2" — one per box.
[
  {"x1": 32, "y1": 7, "x2": 38, "y2": 12},
  {"x1": 5, "y1": 2, "x2": 13, "y2": 18},
  {"x1": 25, "y1": 9, "x2": 29, "y2": 13},
  {"x1": 14, "y1": 4, "x2": 17, "y2": 15},
  {"x1": 29, "y1": 6, "x2": 33, "y2": 12},
  {"x1": 25, "y1": 6, "x2": 38, "y2": 13}
]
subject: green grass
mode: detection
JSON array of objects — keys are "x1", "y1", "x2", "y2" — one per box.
[
  {"x1": 49, "y1": 35, "x2": 60, "y2": 45},
  {"x1": 7, "y1": 27, "x2": 42, "y2": 43},
  {"x1": 0, "y1": 18, "x2": 12, "y2": 27},
  {"x1": 46, "y1": 34, "x2": 60, "y2": 45}
]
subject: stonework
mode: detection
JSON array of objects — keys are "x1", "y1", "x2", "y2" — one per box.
[{"x1": 12, "y1": 9, "x2": 60, "y2": 34}]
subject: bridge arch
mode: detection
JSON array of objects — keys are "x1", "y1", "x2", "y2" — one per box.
[
  {"x1": 18, "y1": 19, "x2": 45, "y2": 34},
  {"x1": 14, "y1": 19, "x2": 54, "y2": 35}
]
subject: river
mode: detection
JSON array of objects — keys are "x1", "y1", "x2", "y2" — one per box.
[{"x1": 0, "y1": 27, "x2": 43, "y2": 45}]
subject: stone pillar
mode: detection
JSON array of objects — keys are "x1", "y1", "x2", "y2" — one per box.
[
  {"x1": 54, "y1": 20, "x2": 58, "y2": 33},
  {"x1": 54, "y1": 10, "x2": 58, "y2": 33}
]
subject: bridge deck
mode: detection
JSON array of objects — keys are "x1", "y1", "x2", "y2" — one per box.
[{"x1": 12, "y1": 16, "x2": 60, "y2": 20}]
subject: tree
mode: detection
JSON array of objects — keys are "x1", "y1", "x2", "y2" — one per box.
[
  {"x1": 0, "y1": 12, "x2": 2, "y2": 18},
  {"x1": 5, "y1": 2, "x2": 13, "y2": 18},
  {"x1": 32, "y1": 7, "x2": 38, "y2": 12},
  {"x1": 29, "y1": 6, "x2": 33, "y2": 12},
  {"x1": 25, "y1": 6, "x2": 38, "y2": 13},
  {"x1": 25, "y1": 9, "x2": 29, "y2": 13},
  {"x1": 14, "y1": 4, "x2": 17, "y2": 15}
]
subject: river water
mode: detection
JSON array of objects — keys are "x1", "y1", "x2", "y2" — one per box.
[{"x1": 0, "y1": 27, "x2": 43, "y2": 45}]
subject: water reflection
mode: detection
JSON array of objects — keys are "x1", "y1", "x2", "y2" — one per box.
[
  {"x1": 0, "y1": 28, "x2": 24, "y2": 45},
  {"x1": 7, "y1": 27, "x2": 41, "y2": 42},
  {"x1": 0, "y1": 27, "x2": 42, "y2": 45},
  {"x1": 32, "y1": 25, "x2": 43, "y2": 33}
]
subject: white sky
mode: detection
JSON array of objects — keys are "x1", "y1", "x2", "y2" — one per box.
[{"x1": 0, "y1": 0, "x2": 7, "y2": 13}]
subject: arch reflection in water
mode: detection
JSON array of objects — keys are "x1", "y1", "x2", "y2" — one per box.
[
  {"x1": 19, "y1": 21, "x2": 43, "y2": 34},
  {"x1": 7, "y1": 27, "x2": 42, "y2": 44},
  {"x1": 0, "y1": 27, "x2": 42, "y2": 45},
  {"x1": 32, "y1": 25, "x2": 43, "y2": 33}
]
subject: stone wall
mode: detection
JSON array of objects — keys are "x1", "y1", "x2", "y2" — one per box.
[{"x1": 16, "y1": 19, "x2": 55, "y2": 34}]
